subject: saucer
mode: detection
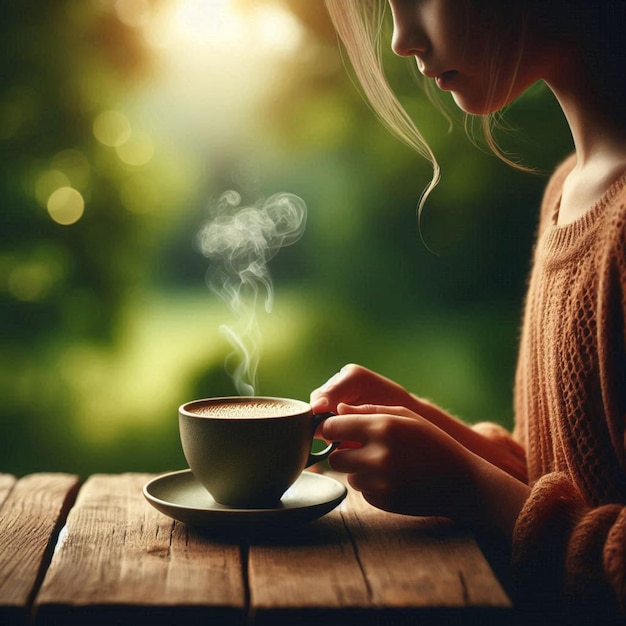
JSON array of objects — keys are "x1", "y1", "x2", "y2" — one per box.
[{"x1": 143, "y1": 470, "x2": 347, "y2": 528}]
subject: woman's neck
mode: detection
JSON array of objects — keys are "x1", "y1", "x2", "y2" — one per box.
[{"x1": 545, "y1": 54, "x2": 626, "y2": 225}]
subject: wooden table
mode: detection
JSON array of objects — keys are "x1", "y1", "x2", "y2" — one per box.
[{"x1": 0, "y1": 472, "x2": 512, "y2": 625}]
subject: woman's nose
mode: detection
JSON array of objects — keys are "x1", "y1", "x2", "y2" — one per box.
[{"x1": 390, "y1": 6, "x2": 428, "y2": 57}]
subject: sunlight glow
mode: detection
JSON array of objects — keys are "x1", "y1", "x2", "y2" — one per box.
[
  {"x1": 114, "y1": 0, "x2": 151, "y2": 28},
  {"x1": 130, "y1": 0, "x2": 306, "y2": 149},
  {"x1": 254, "y1": 5, "x2": 303, "y2": 54},
  {"x1": 143, "y1": 0, "x2": 304, "y2": 58},
  {"x1": 113, "y1": 0, "x2": 306, "y2": 54},
  {"x1": 174, "y1": 0, "x2": 244, "y2": 45},
  {"x1": 145, "y1": 0, "x2": 245, "y2": 50}
]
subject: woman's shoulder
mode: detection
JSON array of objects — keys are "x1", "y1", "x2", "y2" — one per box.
[
  {"x1": 605, "y1": 171, "x2": 626, "y2": 255},
  {"x1": 595, "y1": 165, "x2": 626, "y2": 281},
  {"x1": 538, "y1": 153, "x2": 577, "y2": 226},
  {"x1": 551, "y1": 153, "x2": 577, "y2": 181},
  {"x1": 544, "y1": 153, "x2": 577, "y2": 203}
]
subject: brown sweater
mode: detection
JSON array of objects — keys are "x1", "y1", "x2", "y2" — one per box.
[{"x1": 509, "y1": 154, "x2": 626, "y2": 617}]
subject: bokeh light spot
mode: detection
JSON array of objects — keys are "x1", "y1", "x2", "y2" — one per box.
[
  {"x1": 47, "y1": 187, "x2": 85, "y2": 225},
  {"x1": 4, "y1": 245, "x2": 68, "y2": 302},
  {"x1": 8, "y1": 262, "x2": 55, "y2": 302},
  {"x1": 35, "y1": 170, "x2": 71, "y2": 207},
  {"x1": 116, "y1": 130, "x2": 154, "y2": 166},
  {"x1": 51, "y1": 149, "x2": 91, "y2": 189},
  {"x1": 93, "y1": 110, "x2": 132, "y2": 147}
]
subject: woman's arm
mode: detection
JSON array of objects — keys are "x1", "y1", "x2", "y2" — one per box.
[
  {"x1": 321, "y1": 403, "x2": 530, "y2": 539},
  {"x1": 311, "y1": 364, "x2": 527, "y2": 482}
]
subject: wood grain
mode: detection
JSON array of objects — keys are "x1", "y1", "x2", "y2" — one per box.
[
  {"x1": 248, "y1": 503, "x2": 371, "y2": 626},
  {"x1": 340, "y1": 480, "x2": 512, "y2": 623},
  {"x1": 0, "y1": 474, "x2": 16, "y2": 507},
  {"x1": 0, "y1": 473, "x2": 80, "y2": 626},
  {"x1": 2, "y1": 472, "x2": 514, "y2": 625},
  {"x1": 247, "y1": 473, "x2": 511, "y2": 626},
  {"x1": 33, "y1": 473, "x2": 246, "y2": 626}
]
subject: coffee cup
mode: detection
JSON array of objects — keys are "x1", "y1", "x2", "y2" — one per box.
[{"x1": 178, "y1": 396, "x2": 338, "y2": 508}]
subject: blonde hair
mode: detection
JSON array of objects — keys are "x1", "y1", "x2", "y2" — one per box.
[
  {"x1": 324, "y1": 0, "x2": 529, "y2": 218},
  {"x1": 325, "y1": 0, "x2": 440, "y2": 219}
]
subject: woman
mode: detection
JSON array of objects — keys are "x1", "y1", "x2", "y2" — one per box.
[{"x1": 311, "y1": 0, "x2": 626, "y2": 618}]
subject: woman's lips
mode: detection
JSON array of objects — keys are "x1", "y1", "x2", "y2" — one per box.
[
  {"x1": 421, "y1": 67, "x2": 458, "y2": 91},
  {"x1": 435, "y1": 70, "x2": 458, "y2": 90}
]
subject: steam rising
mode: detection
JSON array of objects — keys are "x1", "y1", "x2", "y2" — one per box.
[{"x1": 198, "y1": 190, "x2": 307, "y2": 395}]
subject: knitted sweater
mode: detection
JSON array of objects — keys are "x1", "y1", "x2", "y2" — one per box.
[{"x1": 507, "y1": 154, "x2": 626, "y2": 617}]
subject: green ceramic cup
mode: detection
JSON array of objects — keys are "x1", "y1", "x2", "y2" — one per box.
[{"x1": 179, "y1": 396, "x2": 338, "y2": 508}]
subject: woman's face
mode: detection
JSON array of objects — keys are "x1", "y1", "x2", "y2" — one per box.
[{"x1": 387, "y1": 0, "x2": 551, "y2": 114}]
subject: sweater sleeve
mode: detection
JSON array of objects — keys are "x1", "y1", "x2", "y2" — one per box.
[{"x1": 511, "y1": 472, "x2": 626, "y2": 620}]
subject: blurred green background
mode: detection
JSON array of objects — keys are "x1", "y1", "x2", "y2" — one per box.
[{"x1": 1, "y1": 0, "x2": 573, "y2": 478}]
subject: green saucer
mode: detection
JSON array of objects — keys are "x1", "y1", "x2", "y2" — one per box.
[{"x1": 143, "y1": 469, "x2": 347, "y2": 528}]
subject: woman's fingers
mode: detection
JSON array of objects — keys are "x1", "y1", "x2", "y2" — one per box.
[
  {"x1": 323, "y1": 408, "x2": 421, "y2": 480},
  {"x1": 310, "y1": 365, "x2": 356, "y2": 410},
  {"x1": 328, "y1": 446, "x2": 375, "y2": 473},
  {"x1": 310, "y1": 364, "x2": 409, "y2": 412},
  {"x1": 322, "y1": 414, "x2": 365, "y2": 443},
  {"x1": 337, "y1": 402, "x2": 417, "y2": 418},
  {"x1": 322, "y1": 404, "x2": 417, "y2": 440},
  {"x1": 347, "y1": 472, "x2": 389, "y2": 496}
]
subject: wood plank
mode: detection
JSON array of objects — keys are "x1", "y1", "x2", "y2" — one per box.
[
  {"x1": 0, "y1": 473, "x2": 80, "y2": 626},
  {"x1": 248, "y1": 473, "x2": 511, "y2": 626},
  {"x1": 33, "y1": 473, "x2": 246, "y2": 626},
  {"x1": 248, "y1": 503, "x2": 372, "y2": 626},
  {"x1": 341, "y1": 481, "x2": 513, "y2": 624}
]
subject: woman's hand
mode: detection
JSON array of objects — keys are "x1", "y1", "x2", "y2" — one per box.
[
  {"x1": 310, "y1": 364, "x2": 418, "y2": 414},
  {"x1": 323, "y1": 403, "x2": 530, "y2": 538},
  {"x1": 323, "y1": 403, "x2": 473, "y2": 520},
  {"x1": 312, "y1": 363, "x2": 527, "y2": 482}
]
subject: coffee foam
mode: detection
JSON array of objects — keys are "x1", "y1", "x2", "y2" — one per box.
[{"x1": 189, "y1": 400, "x2": 303, "y2": 418}]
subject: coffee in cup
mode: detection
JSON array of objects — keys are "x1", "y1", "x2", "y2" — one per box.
[{"x1": 179, "y1": 396, "x2": 337, "y2": 508}]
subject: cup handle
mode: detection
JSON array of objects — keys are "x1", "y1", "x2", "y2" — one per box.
[{"x1": 306, "y1": 412, "x2": 340, "y2": 467}]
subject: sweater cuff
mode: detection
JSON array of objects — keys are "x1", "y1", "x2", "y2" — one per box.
[
  {"x1": 605, "y1": 508, "x2": 626, "y2": 611},
  {"x1": 565, "y1": 503, "x2": 622, "y2": 613},
  {"x1": 511, "y1": 472, "x2": 584, "y2": 610}
]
